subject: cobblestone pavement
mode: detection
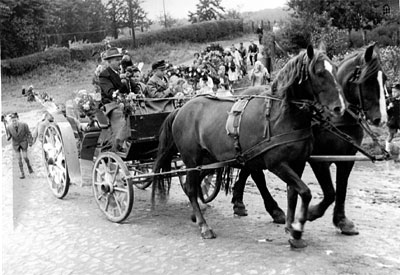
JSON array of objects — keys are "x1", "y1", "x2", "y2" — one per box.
[{"x1": 2, "y1": 110, "x2": 400, "y2": 275}]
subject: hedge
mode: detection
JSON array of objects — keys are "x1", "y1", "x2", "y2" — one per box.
[
  {"x1": 1, "y1": 47, "x2": 71, "y2": 76},
  {"x1": 2, "y1": 19, "x2": 243, "y2": 76}
]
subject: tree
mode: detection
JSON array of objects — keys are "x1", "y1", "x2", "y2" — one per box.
[
  {"x1": 287, "y1": 0, "x2": 384, "y2": 47},
  {"x1": 158, "y1": 12, "x2": 177, "y2": 28},
  {"x1": 188, "y1": 0, "x2": 225, "y2": 23},
  {"x1": 106, "y1": 0, "x2": 127, "y2": 39},
  {"x1": 105, "y1": 0, "x2": 150, "y2": 41},
  {"x1": 287, "y1": 0, "x2": 383, "y2": 33},
  {"x1": 1, "y1": 0, "x2": 48, "y2": 58},
  {"x1": 225, "y1": 9, "x2": 241, "y2": 20}
]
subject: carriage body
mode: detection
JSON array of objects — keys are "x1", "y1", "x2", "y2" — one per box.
[{"x1": 41, "y1": 98, "x2": 193, "y2": 222}]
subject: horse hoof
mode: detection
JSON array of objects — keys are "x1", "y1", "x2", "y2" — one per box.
[
  {"x1": 335, "y1": 218, "x2": 359, "y2": 235},
  {"x1": 201, "y1": 229, "x2": 216, "y2": 239},
  {"x1": 233, "y1": 208, "x2": 248, "y2": 216},
  {"x1": 233, "y1": 202, "x2": 248, "y2": 216},
  {"x1": 289, "y1": 238, "x2": 307, "y2": 249},
  {"x1": 271, "y1": 209, "x2": 286, "y2": 224}
]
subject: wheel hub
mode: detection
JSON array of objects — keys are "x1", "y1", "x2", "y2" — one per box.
[{"x1": 101, "y1": 183, "x2": 113, "y2": 193}]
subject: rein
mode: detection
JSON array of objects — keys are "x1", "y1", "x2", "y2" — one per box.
[
  {"x1": 345, "y1": 108, "x2": 390, "y2": 159},
  {"x1": 310, "y1": 105, "x2": 390, "y2": 161}
]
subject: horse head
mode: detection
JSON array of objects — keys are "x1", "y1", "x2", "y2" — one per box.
[
  {"x1": 338, "y1": 43, "x2": 388, "y2": 126},
  {"x1": 273, "y1": 43, "x2": 345, "y2": 118}
]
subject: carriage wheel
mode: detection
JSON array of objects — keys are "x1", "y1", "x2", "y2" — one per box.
[
  {"x1": 42, "y1": 124, "x2": 70, "y2": 199},
  {"x1": 199, "y1": 168, "x2": 224, "y2": 203},
  {"x1": 92, "y1": 152, "x2": 134, "y2": 223},
  {"x1": 130, "y1": 163, "x2": 153, "y2": 190}
]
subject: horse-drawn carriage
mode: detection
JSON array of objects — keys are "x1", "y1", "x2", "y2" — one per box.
[
  {"x1": 40, "y1": 42, "x2": 394, "y2": 248},
  {"x1": 40, "y1": 96, "x2": 223, "y2": 223}
]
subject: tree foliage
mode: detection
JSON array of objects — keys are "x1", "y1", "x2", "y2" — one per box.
[
  {"x1": 1, "y1": 0, "x2": 48, "y2": 58},
  {"x1": 158, "y1": 13, "x2": 178, "y2": 28},
  {"x1": 287, "y1": 0, "x2": 383, "y2": 31},
  {"x1": 1, "y1": 0, "x2": 151, "y2": 59},
  {"x1": 188, "y1": 0, "x2": 225, "y2": 23}
]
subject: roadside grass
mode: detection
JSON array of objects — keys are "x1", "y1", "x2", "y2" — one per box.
[{"x1": 1, "y1": 33, "x2": 256, "y2": 114}]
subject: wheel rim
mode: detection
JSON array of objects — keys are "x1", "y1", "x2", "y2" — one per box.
[
  {"x1": 42, "y1": 124, "x2": 69, "y2": 198},
  {"x1": 200, "y1": 171, "x2": 219, "y2": 201},
  {"x1": 92, "y1": 152, "x2": 133, "y2": 223},
  {"x1": 199, "y1": 168, "x2": 224, "y2": 203}
]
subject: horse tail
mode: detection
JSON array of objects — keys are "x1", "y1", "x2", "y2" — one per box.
[{"x1": 152, "y1": 108, "x2": 180, "y2": 203}]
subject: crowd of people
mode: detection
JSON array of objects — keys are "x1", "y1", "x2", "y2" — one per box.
[{"x1": 90, "y1": 40, "x2": 271, "y2": 110}]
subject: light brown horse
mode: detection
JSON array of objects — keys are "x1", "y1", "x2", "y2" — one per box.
[{"x1": 153, "y1": 44, "x2": 345, "y2": 248}]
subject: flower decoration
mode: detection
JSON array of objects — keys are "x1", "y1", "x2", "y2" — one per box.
[{"x1": 74, "y1": 90, "x2": 96, "y2": 118}]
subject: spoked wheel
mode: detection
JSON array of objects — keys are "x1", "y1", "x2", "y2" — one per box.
[
  {"x1": 129, "y1": 162, "x2": 153, "y2": 190},
  {"x1": 199, "y1": 168, "x2": 224, "y2": 203},
  {"x1": 42, "y1": 124, "x2": 70, "y2": 199},
  {"x1": 92, "y1": 152, "x2": 134, "y2": 223}
]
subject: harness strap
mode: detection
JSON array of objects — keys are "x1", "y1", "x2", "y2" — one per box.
[
  {"x1": 237, "y1": 128, "x2": 312, "y2": 164},
  {"x1": 346, "y1": 109, "x2": 390, "y2": 158}
]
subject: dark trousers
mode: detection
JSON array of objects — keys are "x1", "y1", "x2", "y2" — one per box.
[{"x1": 249, "y1": 54, "x2": 257, "y2": 66}]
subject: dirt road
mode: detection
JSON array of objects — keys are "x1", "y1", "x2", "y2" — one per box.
[{"x1": 2, "y1": 110, "x2": 400, "y2": 275}]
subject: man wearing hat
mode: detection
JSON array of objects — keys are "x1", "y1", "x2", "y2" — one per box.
[
  {"x1": 146, "y1": 60, "x2": 180, "y2": 98},
  {"x1": 98, "y1": 47, "x2": 129, "y2": 104},
  {"x1": 6, "y1": 113, "x2": 34, "y2": 179}
]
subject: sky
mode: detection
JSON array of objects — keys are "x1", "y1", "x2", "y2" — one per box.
[{"x1": 141, "y1": 0, "x2": 288, "y2": 20}]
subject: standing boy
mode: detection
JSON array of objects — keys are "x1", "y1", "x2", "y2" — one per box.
[{"x1": 6, "y1": 113, "x2": 34, "y2": 179}]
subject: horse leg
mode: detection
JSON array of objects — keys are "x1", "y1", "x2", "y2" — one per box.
[
  {"x1": 250, "y1": 169, "x2": 285, "y2": 224},
  {"x1": 334, "y1": 161, "x2": 359, "y2": 235},
  {"x1": 231, "y1": 167, "x2": 251, "y2": 216},
  {"x1": 307, "y1": 162, "x2": 336, "y2": 221},
  {"x1": 185, "y1": 170, "x2": 216, "y2": 239},
  {"x1": 270, "y1": 162, "x2": 311, "y2": 248}
]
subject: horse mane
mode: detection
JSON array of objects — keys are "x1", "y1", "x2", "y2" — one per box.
[
  {"x1": 339, "y1": 46, "x2": 382, "y2": 84},
  {"x1": 271, "y1": 49, "x2": 326, "y2": 98}
]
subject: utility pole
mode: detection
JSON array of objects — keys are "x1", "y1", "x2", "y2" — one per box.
[{"x1": 163, "y1": 0, "x2": 167, "y2": 28}]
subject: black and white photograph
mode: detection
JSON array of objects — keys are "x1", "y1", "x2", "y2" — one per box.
[{"x1": 1, "y1": 0, "x2": 400, "y2": 274}]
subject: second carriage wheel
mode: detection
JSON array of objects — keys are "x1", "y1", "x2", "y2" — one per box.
[
  {"x1": 198, "y1": 168, "x2": 224, "y2": 203},
  {"x1": 42, "y1": 124, "x2": 70, "y2": 199},
  {"x1": 92, "y1": 152, "x2": 134, "y2": 223},
  {"x1": 129, "y1": 162, "x2": 153, "y2": 190}
]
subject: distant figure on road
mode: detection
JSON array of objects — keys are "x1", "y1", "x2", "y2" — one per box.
[
  {"x1": 248, "y1": 40, "x2": 259, "y2": 66},
  {"x1": 238, "y1": 42, "x2": 247, "y2": 75},
  {"x1": 6, "y1": 112, "x2": 34, "y2": 179},
  {"x1": 256, "y1": 24, "x2": 264, "y2": 44}
]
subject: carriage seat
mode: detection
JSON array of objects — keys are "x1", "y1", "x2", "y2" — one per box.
[{"x1": 93, "y1": 109, "x2": 109, "y2": 129}]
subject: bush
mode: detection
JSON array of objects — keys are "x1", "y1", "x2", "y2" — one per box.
[
  {"x1": 1, "y1": 47, "x2": 71, "y2": 76},
  {"x1": 69, "y1": 42, "x2": 105, "y2": 61},
  {"x1": 368, "y1": 24, "x2": 399, "y2": 46}
]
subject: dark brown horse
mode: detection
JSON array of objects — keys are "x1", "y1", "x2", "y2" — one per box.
[
  {"x1": 307, "y1": 43, "x2": 388, "y2": 234},
  {"x1": 153, "y1": 44, "x2": 345, "y2": 248},
  {"x1": 232, "y1": 43, "x2": 388, "y2": 235}
]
